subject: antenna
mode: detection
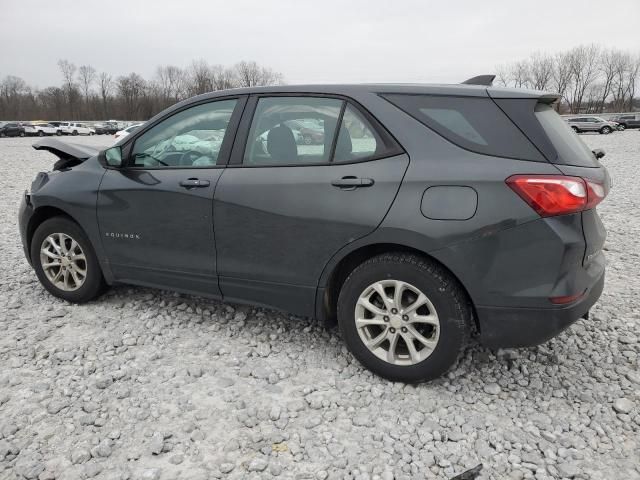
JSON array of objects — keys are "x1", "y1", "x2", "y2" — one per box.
[{"x1": 461, "y1": 75, "x2": 496, "y2": 86}]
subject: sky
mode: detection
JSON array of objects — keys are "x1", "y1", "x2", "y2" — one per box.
[{"x1": 1, "y1": 0, "x2": 639, "y2": 89}]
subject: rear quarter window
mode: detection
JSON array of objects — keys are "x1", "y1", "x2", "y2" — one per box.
[
  {"x1": 534, "y1": 104, "x2": 598, "y2": 167},
  {"x1": 383, "y1": 94, "x2": 544, "y2": 162}
]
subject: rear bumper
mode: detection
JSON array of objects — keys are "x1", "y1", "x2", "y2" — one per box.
[{"x1": 477, "y1": 271, "x2": 604, "y2": 348}]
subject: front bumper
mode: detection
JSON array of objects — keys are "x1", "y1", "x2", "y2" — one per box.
[
  {"x1": 18, "y1": 191, "x2": 34, "y2": 265},
  {"x1": 476, "y1": 271, "x2": 604, "y2": 348}
]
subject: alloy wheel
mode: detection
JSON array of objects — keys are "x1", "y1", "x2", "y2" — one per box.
[
  {"x1": 355, "y1": 279, "x2": 440, "y2": 366},
  {"x1": 40, "y1": 233, "x2": 87, "y2": 291}
]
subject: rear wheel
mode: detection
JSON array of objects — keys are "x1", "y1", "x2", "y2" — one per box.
[
  {"x1": 31, "y1": 217, "x2": 106, "y2": 303},
  {"x1": 38, "y1": 130, "x2": 44, "y2": 137},
  {"x1": 72, "y1": 130, "x2": 78, "y2": 136},
  {"x1": 19, "y1": 131, "x2": 25, "y2": 137},
  {"x1": 571, "y1": 126, "x2": 579, "y2": 133},
  {"x1": 600, "y1": 126, "x2": 612, "y2": 134},
  {"x1": 337, "y1": 253, "x2": 471, "y2": 383},
  {"x1": 618, "y1": 124, "x2": 626, "y2": 131}
]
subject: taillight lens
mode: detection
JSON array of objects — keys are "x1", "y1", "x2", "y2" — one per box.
[{"x1": 506, "y1": 175, "x2": 605, "y2": 217}]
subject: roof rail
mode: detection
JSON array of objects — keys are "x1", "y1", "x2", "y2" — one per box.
[{"x1": 461, "y1": 75, "x2": 495, "y2": 86}]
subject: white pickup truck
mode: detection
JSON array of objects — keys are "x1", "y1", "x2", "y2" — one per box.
[
  {"x1": 24, "y1": 123, "x2": 61, "y2": 136},
  {"x1": 59, "y1": 122, "x2": 95, "y2": 136}
]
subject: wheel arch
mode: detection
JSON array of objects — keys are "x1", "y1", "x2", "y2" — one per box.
[
  {"x1": 26, "y1": 206, "x2": 83, "y2": 262},
  {"x1": 317, "y1": 241, "x2": 479, "y2": 333}
]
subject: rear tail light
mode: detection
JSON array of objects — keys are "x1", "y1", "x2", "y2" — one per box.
[
  {"x1": 506, "y1": 175, "x2": 605, "y2": 217},
  {"x1": 550, "y1": 290, "x2": 586, "y2": 305}
]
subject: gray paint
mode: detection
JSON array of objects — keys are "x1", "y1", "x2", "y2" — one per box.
[
  {"x1": 18, "y1": 82, "x2": 608, "y2": 348},
  {"x1": 420, "y1": 186, "x2": 477, "y2": 220}
]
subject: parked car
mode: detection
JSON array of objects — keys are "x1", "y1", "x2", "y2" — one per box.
[
  {"x1": 286, "y1": 119, "x2": 325, "y2": 145},
  {"x1": 0, "y1": 122, "x2": 25, "y2": 137},
  {"x1": 92, "y1": 124, "x2": 110, "y2": 135},
  {"x1": 59, "y1": 122, "x2": 95, "y2": 136},
  {"x1": 566, "y1": 116, "x2": 617, "y2": 134},
  {"x1": 610, "y1": 113, "x2": 640, "y2": 130},
  {"x1": 113, "y1": 124, "x2": 142, "y2": 141},
  {"x1": 19, "y1": 79, "x2": 609, "y2": 382},
  {"x1": 24, "y1": 123, "x2": 59, "y2": 137}
]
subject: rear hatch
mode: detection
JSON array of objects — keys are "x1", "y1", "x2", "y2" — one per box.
[{"x1": 490, "y1": 92, "x2": 610, "y2": 266}]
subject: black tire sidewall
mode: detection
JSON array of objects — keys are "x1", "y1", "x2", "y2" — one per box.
[
  {"x1": 31, "y1": 217, "x2": 104, "y2": 303},
  {"x1": 338, "y1": 257, "x2": 467, "y2": 383}
]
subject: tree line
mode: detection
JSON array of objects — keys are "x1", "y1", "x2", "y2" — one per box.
[
  {"x1": 496, "y1": 45, "x2": 639, "y2": 113},
  {"x1": 0, "y1": 60, "x2": 284, "y2": 121}
]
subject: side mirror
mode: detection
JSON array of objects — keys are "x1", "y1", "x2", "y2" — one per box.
[
  {"x1": 592, "y1": 148, "x2": 605, "y2": 160},
  {"x1": 103, "y1": 146, "x2": 123, "y2": 167}
]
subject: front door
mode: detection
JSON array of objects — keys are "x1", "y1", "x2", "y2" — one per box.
[
  {"x1": 213, "y1": 95, "x2": 408, "y2": 315},
  {"x1": 97, "y1": 97, "x2": 244, "y2": 296}
]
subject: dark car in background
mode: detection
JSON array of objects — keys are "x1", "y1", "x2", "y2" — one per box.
[
  {"x1": 18, "y1": 78, "x2": 609, "y2": 382},
  {"x1": 0, "y1": 122, "x2": 26, "y2": 137},
  {"x1": 610, "y1": 113, "x2": 640, "y2": 130}
]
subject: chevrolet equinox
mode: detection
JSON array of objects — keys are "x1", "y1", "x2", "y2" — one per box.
[{"x1": 19, "y1": 76, "x2": 609, "y2": 382}]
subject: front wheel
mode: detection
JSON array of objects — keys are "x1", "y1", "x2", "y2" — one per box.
[
  {"x1": 618, "y1": 125, "x2": 626, "y2": 131},
  {"x1": 600, "y1": 126, "x2": 612, "y2": 134},
  {"x1": 31, "y1": 217, "x2": 106, "y2": 303},
  {"x1": 571, "y1": 126, "x2": 579, "y2": 133},
  {"x1": 337, "y1": 253, "x2": 471, "y2": 383},
  {"x1": 19, "y1": 131, "x2": 25, "y2": 137}
]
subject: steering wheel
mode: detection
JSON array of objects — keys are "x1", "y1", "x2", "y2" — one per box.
[{"x1": 177, "y1": 150, "x2": 206, "y2": 166}]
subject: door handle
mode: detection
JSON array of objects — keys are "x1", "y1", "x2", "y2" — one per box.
[
  {"x1": 331, "y1": 176, "x2": 375, "y2": 189},
  {"x1": 179, "y1": 178, "x2": 210, "y2": 188}
]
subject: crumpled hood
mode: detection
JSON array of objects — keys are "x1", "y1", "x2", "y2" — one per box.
[{"x1": 32, "y1": 138, "x2": 101, "y2": 170}]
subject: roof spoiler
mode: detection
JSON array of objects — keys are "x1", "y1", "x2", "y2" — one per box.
[{"x1": 461, "y1": 75, "x2": 495, "y2": 86}]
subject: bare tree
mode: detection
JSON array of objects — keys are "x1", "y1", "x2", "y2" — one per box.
[
  {"x1": 510, "y1": 60, "x2": 531, "y2": 88},
  {"x1": 78, "y1": 65, "x2": 96, "y2": 114},
  {"x1": 529, "y1": 53, "x2": 554, "y2": 91},
  {"x1": 58, "y1": 59, "x2": 79, "y2": 118},
  {"x1": 117, "y1": 73, "x2": 146, "y2": 119},
  {"x1": 98, "y1": 72, "x2": 112, "y2": 118},
  {"x1": 551, "y1": 51, "x2": 574, "y2": 111},
  {"x1": 0, "y1": 58, "x2": 287, "y2": 120},
  {"x1": 186, "y1": 60, "x2": 213, "y2": 96},
  {"x1": 567, "y1": 45, "x2": 600, "y2": 113},
  {"x1": 234, "y1": 61, "x2": 283, "y2": 87},
  {"x1": 0, "y1": 75, "x2": 29, "y2": 118}
]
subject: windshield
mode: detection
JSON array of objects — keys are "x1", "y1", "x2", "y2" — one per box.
[{"x1": 535, "y1": 104, "x2": 598, "y2": 167}]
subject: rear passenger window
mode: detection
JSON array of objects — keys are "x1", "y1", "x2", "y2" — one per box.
[
  {"x1": 383, "y1": 94, "x2": 544, "y2": 162},
  {"x1": 243, "y1": 97, "x2": 342, "y2": 166}
]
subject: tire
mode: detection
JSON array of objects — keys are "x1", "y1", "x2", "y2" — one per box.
[
  {"x1": 19, "y1": 131, "x2": 25, "y2": 137},
  {"x1": 38, "y1": 130, "x2": 44, "y2": 137},
  {"x1": 600, "y1": 126, "x2": 612, "y2": 134},
  {"x1": 31, "y1": 217, "x2": 106, "y2": 303},
  {"x1": 0, "y1": 132, "x2": 5, "y2": 138},
  {"x1": 56, "y1": 130, "x2": 62, "y2": 136},
  {"x1": 72, "y1": 130, "x2": 78, "y2": 136},
  {"x1": 337, "y1": 253, "x2": 471, "y2": 383},
  {"x1": 618, "y1": 124, "x2": 626, "y2": 131},
  {"x1": 571, "y1": 126, "x2": 579, "y2": 133}
]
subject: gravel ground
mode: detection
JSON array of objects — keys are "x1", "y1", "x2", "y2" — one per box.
[{"x1": 0, "y1": 132, "x2": 638, "y2": 480}]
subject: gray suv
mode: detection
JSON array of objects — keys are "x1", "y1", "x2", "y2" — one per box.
[
  {"x1": 19, "y1": 79, "x2": 609, "y2": 382},
  {"x1": 566, "y1": 116, "x2": 617, "y2": 134}
]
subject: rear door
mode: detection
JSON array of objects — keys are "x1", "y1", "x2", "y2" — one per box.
[{"x1": 213, "y1": 95, "x2": 408, "y2": 316}]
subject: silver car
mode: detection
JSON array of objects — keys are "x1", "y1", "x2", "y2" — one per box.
[{"x1": 566, "y1": 116, "x2": 617, "y2": 134}]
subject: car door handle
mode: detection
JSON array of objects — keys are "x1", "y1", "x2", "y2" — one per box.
[
  {"x1": 179, "y1": 178, "x2": 210, "y2": 188},
  {"x1": 331, "y1": 176, "x2": 375, "y2": 189}
]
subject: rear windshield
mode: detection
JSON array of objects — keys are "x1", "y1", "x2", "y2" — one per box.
[
  {"x1": 535, "y1": 104, "x2": 598, "y2": 167},
  {"x1": 383, "y1": 94, "x2": 544, "y2": 162}
]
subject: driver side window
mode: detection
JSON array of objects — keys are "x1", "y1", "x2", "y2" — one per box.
[{"x1": 131, "y1": 99, "x2": 238, "y2": 168}]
